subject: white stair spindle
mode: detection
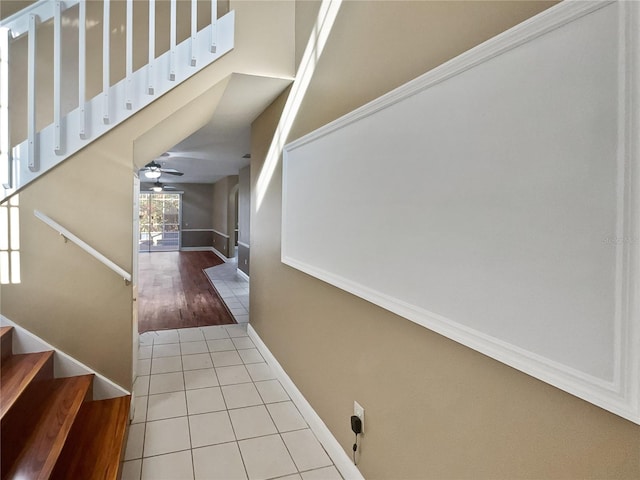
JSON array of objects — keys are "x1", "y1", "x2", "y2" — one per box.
[
  {"x1": 190, "y1": 0, "x2": 197, "y2": 66},
  {"x1": 53, "y1": 1, "x2": 62, "y2": 153},
  {"x1": 125, "y1": 0, "x2": 133, "y2": 109},
  {"x1": 0, "y1": 27, "x2": 11, "y2": 188},
  {"x1": 27, "y1": 14, "x2": 38, "y2": 172},
  {"x1": 169, "y1": 0, "x2": 176, "y2": 81},
  {"x1": 78, "y1": 0, "x2": 87, "y2": 138},
  {"x1": 102, "y1": 0, "x2": 110, "y2": 124},
  {"x1": 210, "y1": 0, "x2": 217, "y2": 53},
  {"x1": 0, "y1": 0, "x2": 235, "y2": 197},
  {"x1": 148, "y1": 0, "x2": 155, "y2": 95}
]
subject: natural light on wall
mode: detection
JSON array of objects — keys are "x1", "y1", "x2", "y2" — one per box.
[
  {"x1": 0, "y1": 194, "x2": 20, "y2": 284},
  {"x1": 255, "y1": 0, "x2": 343, "y2": 211}
]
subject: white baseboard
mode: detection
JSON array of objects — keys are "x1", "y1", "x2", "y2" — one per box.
[
  {"x1": 236, "y1": 268, "x2": 250, "y2": 282},
  {"x1": 0, "y1": 315, "x2": 130, "y2": 400},
  {"x1": 247, "y1": 325, "x2": 364, "y2": 480},
  {"x1": 181, "y1": 245, "x2": 235, "y2": 264},
  {"x1": 212, "y1": 247, "x2": 233, "y2": 263}
]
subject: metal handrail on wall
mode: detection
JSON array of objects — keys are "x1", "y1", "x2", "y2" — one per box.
[{"x1": 34, "y1": 209, "x2": 132, "y2": 284}]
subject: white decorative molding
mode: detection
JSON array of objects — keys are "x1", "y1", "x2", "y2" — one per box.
[
  {"x1": 282, "y1": 0, "x2": 640, "y2": 423},
  {"x1": 248, "y1": 325, "x2": 364, "y2": 480},
  {"x1": 212, "y1": 228, "x2": 230, "y2": 239},
  {"x1": 0, "y1": 315, "x2": 130, "y2": 400},
  {"x1": 238, "y1": 241, "x2": 250, "y2": 248},
  {"x1": 182, "y1": 228, "x2": 215, "y2": 232}
]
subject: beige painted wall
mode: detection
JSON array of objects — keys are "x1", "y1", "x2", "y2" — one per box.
[
  {"x1": 178, "y1": 183, "x2": 215, "y2": 230},
  {"x1": 250, "y1": 1, "x2": 640, "y2": 478},
  {"x1": 1, "y1": 1, "x2": 38, "y2": 20},
  {"x1": 1, "y1": 0, "x2": 296, "y2": 388},
  {"x1": 1, "y1": 132, "x2": 133, "y2": 388}
]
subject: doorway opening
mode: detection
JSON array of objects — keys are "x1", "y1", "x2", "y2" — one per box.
[{"x1": 138, "y1": 193, "x2": 181, "y2": 252}]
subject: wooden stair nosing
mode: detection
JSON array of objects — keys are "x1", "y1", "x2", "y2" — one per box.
[
  {"x1": 51, "y1": 395, "x2": 132, "y2": 480},
  {"x1": 0, "y1": 350, "x2": 54, "y2": 419},
  {"x1": 0, "y1": 326, "x2": 12, "y2": 363},
  {"x1": 6, "y1": 374, "x2": 94, "y2": 480}
]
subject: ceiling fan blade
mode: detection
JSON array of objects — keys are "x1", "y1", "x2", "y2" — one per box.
[{"x1": 160, "y1": 168, "x2": 184, "y2": 176}]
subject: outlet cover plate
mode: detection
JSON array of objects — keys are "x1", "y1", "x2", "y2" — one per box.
[{"x1": 354, "y1": 401, "x2": 364, "y2": 434}]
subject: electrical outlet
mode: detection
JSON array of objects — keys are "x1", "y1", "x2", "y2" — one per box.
[{"x1": 353, "y1": 401, "x2": 364, "y2": 434}]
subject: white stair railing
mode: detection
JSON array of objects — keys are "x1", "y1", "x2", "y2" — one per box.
[
  {"x1": 34, "y1": 209, "x2": 132, "y2": 284},
  {"x1": 0, "y1": 0, "x2": 233, "y2": 202}
]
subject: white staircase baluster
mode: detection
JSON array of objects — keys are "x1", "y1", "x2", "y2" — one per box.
[
  {"x1": 148, "y1": 0, "x2": 155, "y2": 95},
  {"x1": 169, "y1": 0, "x2": 176, "y2": 81},
  {"x1": 0, "y1": 0, "x2": 235, "y2": 201},
  {"x1": 102, "y1": 0, "x2": 110, "y2": 124},
  {"x1": 190, "y1": 0, "x2": 197, "y2": 67},
  {"x1": 0, "y1": 27, "x2": 11, "y2": 188},
  {"x1": 53, "y1": 1, "x2": 62, "y2": 154},
  {"x1": 78, "y1": 0, "x2": 87, "y2": 139},
  {"x1": 125, "y1": 0, "x2": 133, "y2": 110},
  {"x1": 211, "y1": 0, "x2": 217, "y2": 53},
  {"x1": 27, "y1": 14, "x2": 38, "y2": 172}
]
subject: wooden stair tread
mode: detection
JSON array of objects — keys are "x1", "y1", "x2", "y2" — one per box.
[
  {"x1": 0, "y1": 351, "x2": 54, "y2": 418},
  {"x1": 0, "y1": 326, "x2": 13, "y2": 363},
  {"x1": 6, "y1": 374, "x2": 94, "y2": 480},
  {"x1": 51, "y1": 395, "x2": 131, "y2": 480}
]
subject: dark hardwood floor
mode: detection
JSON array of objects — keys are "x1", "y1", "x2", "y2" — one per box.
[{"x1": 138, "y1": 251, "x2": 235, "y2": 332}]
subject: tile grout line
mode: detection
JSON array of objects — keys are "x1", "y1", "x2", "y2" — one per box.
[
  {"x1": 130, "y1": 324, "x2": 341, "y2": 480},
  {"x1": 137, "y1": 335, "x2": 156, "y2": 469},
  {"x1": 225, "y1": 338, "x2": 250, "y2": 480}
]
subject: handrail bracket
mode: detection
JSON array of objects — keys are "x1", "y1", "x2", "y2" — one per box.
[{"x1": 35, "y1": 209, "x2": 132, "y2": 284}]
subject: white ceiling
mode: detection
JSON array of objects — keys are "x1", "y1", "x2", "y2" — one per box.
[{"x1": 141, "y1": 73, "x2": 291, "y2": 184}]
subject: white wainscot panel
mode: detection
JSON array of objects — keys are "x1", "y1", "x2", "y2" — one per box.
[{"x1": 282, "y1": 1, "x2": 640, "y2": 423}]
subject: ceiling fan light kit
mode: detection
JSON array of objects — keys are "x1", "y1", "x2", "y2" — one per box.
[{"x1": 148, "y1": 180, "x2": 178, "y2": 193}]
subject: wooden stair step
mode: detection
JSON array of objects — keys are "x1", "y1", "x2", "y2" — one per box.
[
  {"x1": 6, "y1": 374, "x2": 94, "y2": 480},
  {"x1": 51, "y1": 395, "x2": 131, "y2": 480},
  {"x1": 1, "y1": 351, "x2": 54, "y2": 478},
  {"x1": 0, "y1": 326, "x2": 12, "y2": 363},
  {"x1": 0, "y1": 351, "x2": 54, "y2": 419}
]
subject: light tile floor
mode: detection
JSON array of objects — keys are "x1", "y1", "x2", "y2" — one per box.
[
  {"x1": 125, "y1": 324, "x2": 342, "y2": 480},
  {"x1": 204, "y1": 259, "x2": 250, "y2": 324}
]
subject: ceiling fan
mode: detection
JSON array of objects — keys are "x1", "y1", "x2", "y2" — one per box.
[
  {"x1": 140, "y1": 160, "x2": 184, "y2": 179},
  {"x1": 146, "y1": 181, "x2": 178, "y2": 193}
]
